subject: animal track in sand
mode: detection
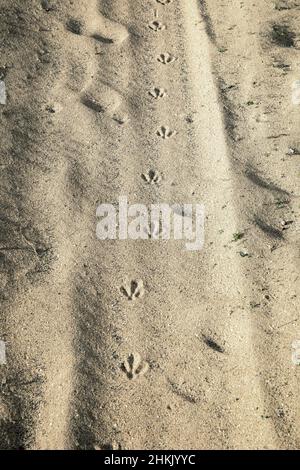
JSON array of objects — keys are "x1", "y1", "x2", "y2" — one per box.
[
  {"x1": 66, "y1": 9, "x2": 128, "y2": 45},
  {"x1": 91, "y1": 18, "x2": 129, "y2": 45},
  {"x1": 149, "y1": 87, "x2": 167, "y2": 99},
  {"x1": 144, "y1": 221, "x2": 166, "y2": 239},
  {"x1": 157, "y1": 53, "x2": 177, "y2": 64},
  {"x1": 156, "y1": 0, "x2": 173, "y2": 5},
  {"x1": 65, "y1": 3, "x2": 130, "y2": 127},
  {"x1": 157, "y1": 126, "x2": 176, "y2": 139},
  {"x1": 81, "y1": 92, "x2": 106, "y2": 113},
  {"x1": 142, "y1": 169, "x2": 161, "y2": 185},
  {"x1": 88, "y1": 2, "x2": 128, "y2": 45},
  {"x1": 122, "y1": 353, "x2": 149, "y2": 380},
  {"x1": 80, "y1": 84, "x2": 121, "y2": 118},
  {"x1": 121, "y1": 280, "x2": 144, "y2": 300},
  {"x1": 149, "y1": 21, "x2": 166, "y2": 32}
]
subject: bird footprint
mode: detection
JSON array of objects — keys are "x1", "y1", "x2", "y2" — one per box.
[
  {"x1": 122, "y1": 353, "x2": 149, "y2": 380},
  {"x1": 157, "y1": 53, "x2": 177, "y2": 64},
  {"x1": 144, "y1": 220, "x2": 166, "y2": 239},
  {"x1": 149, "y1": 21, "x2": 166, "y2": 31},
  {"x1": 149, "y1": 87, "x2": 167, "y2": 99},
  {"x1": 156, "y1": 0, "x2": 173, "y2": 5},
  {"x1": 121, "y1": 280, "x2": 144, "y2": 300},
  {"x1": 157, "y1": 126, "x2": 176, "y2": 139},
  {"x1": 142, "y1": 169, "x2": 161, "y2": 185}
]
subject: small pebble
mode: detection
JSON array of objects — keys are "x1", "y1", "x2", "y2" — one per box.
[
  {"x1": 239, "y1": 250, "x2": 249, "y2": 257},
  {"x1": 287, "y1": 147, "x2": 300, "y2": 156}
]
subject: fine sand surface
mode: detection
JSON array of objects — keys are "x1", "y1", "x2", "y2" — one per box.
[{"x1": 0, "y1": 0, "x2": 299, "y2": 450}]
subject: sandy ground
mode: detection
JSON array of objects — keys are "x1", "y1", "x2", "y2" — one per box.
[{"x1": 0, "y1": 0, "x2": 299, "y2": 450}]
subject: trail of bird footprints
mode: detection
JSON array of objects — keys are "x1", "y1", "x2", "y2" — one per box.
[{"x1": 65, "y1": 2, "x2": 177, "y2": 381}]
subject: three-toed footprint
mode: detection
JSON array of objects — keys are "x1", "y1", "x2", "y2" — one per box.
[
  {"x1": 149, "y1": 87, "x2": 167, "y2": 99},
  {"x1": 121, "y1": 353, "x2": 149, "y2": 380},
  {"x1": 144, "y1": 220, "x2": 166, "y2": 239},
  {"x1": 142, "y1": 169, "x2": 161, "y2": 185},
  {"x1": 157, "y1": 126, "x2": 176, "y2": 139},
  {"x1": 149, "y1": 21, "x2": 166, "y2": 31},
  {"x1": 121, "y1": 280, "x2": 144, "y2": 300},
  {"x1": 157, "y1": 53, "x2": 177, "y2": 64}
]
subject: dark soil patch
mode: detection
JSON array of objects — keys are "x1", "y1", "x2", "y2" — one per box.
[{"x1": 271, "y1": 23, "x2": 296, "y2": 48}]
